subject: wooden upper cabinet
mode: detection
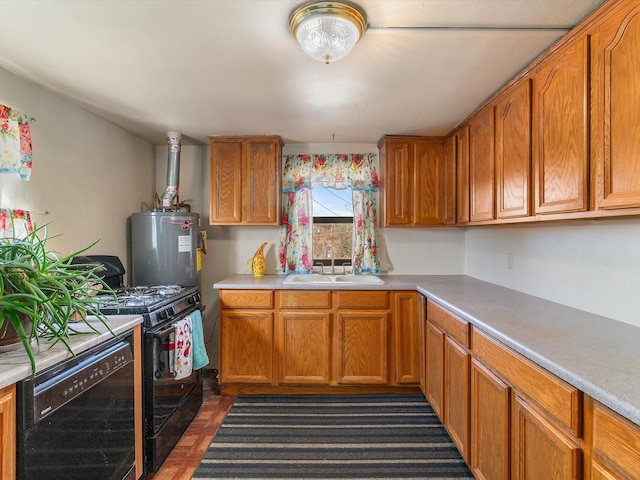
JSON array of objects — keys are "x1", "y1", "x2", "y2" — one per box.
[
  {"x1": 415, "y1": 140, "x2": 446, "y2": 225},
  {"x1": 591, "y1": 1, "x2": 640, "y2": 210},
  {"x1": 442, "y1": 135, "x2": 457, "y2": 225},
  {"x1": 209, "y1": 135, "x2": 283, "y2": 225},
  {"x1": 380, "y1": 138, "x2": 413, "y2": 225},
  {"x1": 496, "y1": 80, "x2": 532, "y2": 219},
  {"x1": 456, "y1": 126, "x2": 470, "y2": 224},
  {"x1": 379, "y1": 136, "x2": 448, "y2": 226},
  {"x1": 532, "y1": 36, "x2": 589, "y2": 215},
  {"x1": 469, "y1": 107, "x2": 496, "y2": 222}
]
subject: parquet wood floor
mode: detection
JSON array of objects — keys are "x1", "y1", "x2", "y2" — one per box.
[{"x1": 148, "y1": 372, "x2": 234, "y2": 480}]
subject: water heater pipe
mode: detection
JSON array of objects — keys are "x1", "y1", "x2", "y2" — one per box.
[{"x1": 161, "y1": 131, "x2": 182, "y2": 208}]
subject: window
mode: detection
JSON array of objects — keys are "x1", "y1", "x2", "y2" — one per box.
[{"x1": 312, "y1": 184, "x2": 352, "y2": 268}]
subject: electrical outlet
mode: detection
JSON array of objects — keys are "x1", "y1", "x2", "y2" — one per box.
[{"x1": 507, "y1": 253, "x2": 514, "y2": 270}]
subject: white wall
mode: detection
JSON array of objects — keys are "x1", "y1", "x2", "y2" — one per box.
[
  {"x1": 464, "y1": 218, "x2": 640, "y2": 327},
  {"x1": 0, "y1": 67, "x2": 155, "y2": 283}
]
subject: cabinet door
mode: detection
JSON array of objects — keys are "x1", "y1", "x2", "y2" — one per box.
[
  {"x1": 443, "y1": 135, "x2": 457, "y2": 225},
  {"x1": 393, "y1": 292, "x2": 420, "y2": 385},
  {"x1": 382, "y1": 140, "x2": 414, "y2": 226},
  {"x1": 590, "y1": 461, "x2": 620, "y2": 480},
  {"x1": 210, "y1": 140, "x2": 243, "y2": 223},
  {"x1": 471, "y1": 359, "x2": 510, "y2": 480},
  {"x1": 279, "y1": 312, "x2": 331, "y2": 385},
  {"x1": 456, "y1": 126, "x2": 471, "y2": 224},
  {"x1": 533, "y1": 36, "x2": 589, "y2": 214},
  {"x1": 0, "y1": 383, "x2": 16, "y2": 480},
  {"x1": 220, "y1": 310, "x2": 274, "y2": 384},
  {"x1": 496, "y1": 80, "x2": 532, "y2": 219},
  {"x1": 425, "y1": 321, "x2": 445, "y2": 418},
  {"x1": 511, "y1": 395, "x2": 581, "y2": 480},
  {"x1": 336, "y1": 311, "x2": 389, "y2": 384},
  {"x1": 469, "y1": 108, "x2": 496, "y2": 222},
  {"x1": 592, "y1": 400, "x2": 640, "y2": 480},
  {"x1": 243, "y1": 140, "x2": 281, "y2": 224},
  {"x1": 414, "y1": 141, "x2": 445, "y2": 225},
  {"x1": 418, "y1": 294, "x2": 427, "y2": 394},
  {"x1": 444, "y1": 336, "x2": 470, "y2": 462},
  {"x1": 591, "y1": 2, "x2": 640, "y2": 210}
]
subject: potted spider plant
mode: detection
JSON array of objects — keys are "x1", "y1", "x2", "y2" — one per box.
[{"x1": 0, "y1": 224, "x2": 116, "y2": 375}]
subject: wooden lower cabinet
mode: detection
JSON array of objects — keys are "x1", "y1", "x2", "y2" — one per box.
[
  {"x1": 425, "y1": 321, "x2": 445, "y2": 418},
  {"x1": 219, "y1": 290, "x2": 275, "y2": 385},
  {"x1": 471, "y1": 358, "x2": 510, "y2": 480},
  {"x1": 220, "y1": 310, "x2": 274, "y2": 384},
  {"x1": 512, "y1": 394, "x2": 581, "y2": 480},
  {"x1": 219, "y1": 289, "x2": 419, "y2": 390},
  {"x1": 470, "y1": 328, "x2": 583, "y2": 480},
  {"x1": 445, "y1": 336, "x2": 470, "y2": 461},
  {"x1": 278, "y1": 290, "x2": 332, "y2": 385},
  {"x1": 590, "y1": 399, "x2": 640, "y2": 480},
  {"x1": 393, "y1": 291, "x2": 420, "y2": 385},
  {"x1": 336, "y1": 310, "x2": 389, "y2": 384},
  {"x1": 0, "y1": 383, "x2": 16, "y2": 480},
  {"x1": 279, "y1": 311, "x2": 331, "y2": 384},
  {"x1": 426, "y1": 300, "x2": 471, "y2": 461}
]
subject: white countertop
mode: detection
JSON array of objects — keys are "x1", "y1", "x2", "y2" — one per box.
[
  {"x1": 214, "y1": 274, "x2": 640, "y2": 426},
  {"x1": 0, "y1": 315, "x2": 143, "y2": 388}
]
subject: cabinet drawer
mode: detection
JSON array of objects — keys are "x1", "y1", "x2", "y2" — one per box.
[
  {"x1": 472, "y1": 328, "x2": 581, "y2": 435},
  {"x1": 280, "y1": 291, "x2": 331, "y2": 309},
  {"x1": 592, "y1": 401, "x2": 640, "y2": 478},
  {"x1": 220, "y1": 290, "x2": 274, "y2": 309},
  {"x1": 427, "y1": 299, "x2": 470, "y2": 348},
  {"x1": 336, "y1": 291, "x2": 389, "y2": 309}
]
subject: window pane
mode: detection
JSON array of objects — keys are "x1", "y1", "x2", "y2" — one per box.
[
  {"x1": 312, "y1": 184, "x2": 352, "y2": 217},
  {"x1": 313, "y1": 223, "x2": 352, "y2": 262},
  {"x1": 312, "y1": 185, "x2": 352, "y2": 264}
]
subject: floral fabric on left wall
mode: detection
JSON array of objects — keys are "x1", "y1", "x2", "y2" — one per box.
[
  {"x1": 0, "y1": 209, "x2": 34, "y2": 238},
  {"x1": 0, "y1": 104, "x2": 33, "y2": 180}
]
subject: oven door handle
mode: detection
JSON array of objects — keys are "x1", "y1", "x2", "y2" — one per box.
[{"x1": 152, "y1": 323, "x2": 177, "y2": 338}]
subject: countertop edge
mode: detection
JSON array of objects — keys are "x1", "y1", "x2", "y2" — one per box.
[
  {"x1": 214, "y1": 274, "x2": 640, "y2": 426},
  {"x1": 0, "y1": 315, "x2": 143, "y2": 389}
]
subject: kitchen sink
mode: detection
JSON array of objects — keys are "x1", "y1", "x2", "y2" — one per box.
[{"x1": 283, "y1": 273, "x2": 385, "y2": 285}]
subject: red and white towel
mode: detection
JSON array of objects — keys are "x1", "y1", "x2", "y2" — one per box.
[{"x1": 173, "y1": 316, "x2": 193, "y2": 380}]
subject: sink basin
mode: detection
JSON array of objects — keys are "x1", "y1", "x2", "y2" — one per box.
[{"x1": 283, "y1": 273, "x2": 384, "y2": 285}]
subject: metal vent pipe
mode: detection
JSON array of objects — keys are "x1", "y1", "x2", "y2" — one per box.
[{"x1": 161, "y1": 132, "x2": 182, "y2": 209}]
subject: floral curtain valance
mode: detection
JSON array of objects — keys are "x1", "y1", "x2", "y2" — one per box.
[
  {"x1": 282, "y1": 153, "x2": 379, "y2": 192},
  {"x1": 0, "y1": 104, "x2": 33, "y2": 180},
  {"x1": 0, "y1": 208, "x2": 34, "y2": 239}
]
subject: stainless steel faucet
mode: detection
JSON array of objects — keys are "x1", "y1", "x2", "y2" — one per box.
[{"x1": 329, "y1": 244, "x2": 335, "y2": 274}]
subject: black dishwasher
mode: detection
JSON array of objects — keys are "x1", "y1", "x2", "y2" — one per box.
[{"x1": 16, "y1": 332, "x2": 136, "y2": 480}]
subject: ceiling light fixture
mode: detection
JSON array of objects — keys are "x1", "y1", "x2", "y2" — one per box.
[{"x1": 289, "y1": 1, "x2": 367, "y2": 64}]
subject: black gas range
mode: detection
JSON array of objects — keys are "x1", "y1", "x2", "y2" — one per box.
[
  {"x1": 95, "y1": 285, "x2": 202, "y2": 329},
  {"x1": 93, "y1": 281, "x2": 204, "y2": 476}
]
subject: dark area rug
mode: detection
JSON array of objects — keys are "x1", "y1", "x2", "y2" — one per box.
[{"x1": 192, "y1": 393, "x2": 474, "y2": 479}]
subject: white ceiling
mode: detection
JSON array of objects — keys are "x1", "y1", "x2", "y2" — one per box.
[{"x1": 1, "y1": 0, "x2": 605, "y2": 146}]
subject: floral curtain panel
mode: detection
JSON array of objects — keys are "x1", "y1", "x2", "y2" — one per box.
[
  {"x1": 279, "y1": 153, "x2": 380, "y2": 274},
  {"x1": 0, "y1": 208, "x2": 34, "y2": 239},
  {"x1": 0, "y1": 104, "x2": 33, "y2": 180}
]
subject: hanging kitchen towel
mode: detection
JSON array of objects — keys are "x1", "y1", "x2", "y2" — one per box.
[
  {"x1": 173, "y1": 316, "x2": 193, "y2": 380},
  {"x1": 191, "y1": 309, "x2": 210, "y2": 370},
  {"x1": 0, "y1": 104, "x2": 33, "y2": 180}
]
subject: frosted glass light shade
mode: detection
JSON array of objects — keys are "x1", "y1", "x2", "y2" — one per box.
[{"x1": 290, "y1": 2, "x2": 367, "y2": 64}]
